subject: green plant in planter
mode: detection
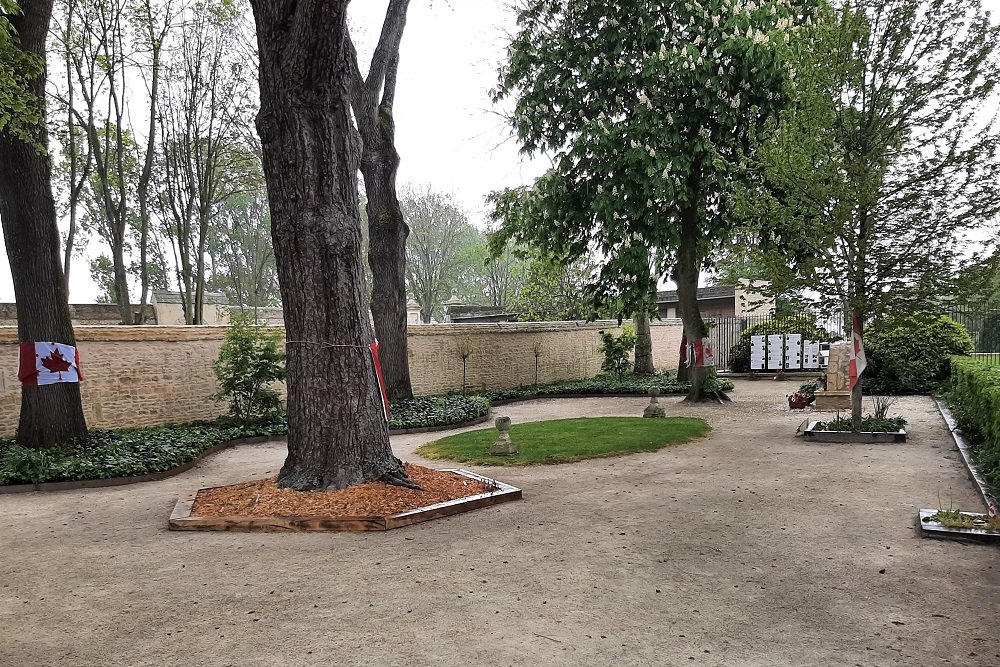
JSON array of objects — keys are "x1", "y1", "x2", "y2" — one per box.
[{"x1": 213, "y1": 313, "x2": 286, "y2": 421}]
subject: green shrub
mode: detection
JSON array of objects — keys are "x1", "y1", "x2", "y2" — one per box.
[
  {"x1": 946, "y1": 357, "x2": 1000, "y2": 489},
  {"x1": 728, "y1": 316, "x2": 833, "y2": 372},
  {"x1": 390, "y1": 395, "x2": 490, "y2": 430},
  {"x1": 863, "y1": 313, "x2": 973, "y2": 394},
  {"x1": 598, "y1": 327, "x2": 636, "y2": 379},
  {"x1": 213, "y1": 313, "x2": 286, "y2": 420}
]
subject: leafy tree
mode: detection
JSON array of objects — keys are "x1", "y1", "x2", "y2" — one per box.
[
  {"x1": 402, "y1": 185, "x2": 481, "y2": 323},
  {"x1": 598, "y1": 327, "x2": 636, "y2": 379},
  {"x1": 206, "y1": 186, "x2": 280, "y2": 308},
  {"x1": 490, "y1": 0, "x2": 813, "y2": 400},
  {"x1": 511, "y1": 254, "x2": 599, "y2": 322},
  {"x1": 0, "y1": 0, "x2": 88, "y2": 448},
  {"x1": 249, "y1": 0, "x2": 414, "y2": 490},
  {"x1": 737, "y1": 0, "x2": 1000, "y2": 420},
  {"x1": 213, "y1": 312, "x2": 286, "y2": 420}
]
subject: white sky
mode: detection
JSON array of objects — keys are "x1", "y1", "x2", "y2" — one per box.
[{"x1": 0, "y1": 0, "x2": 998, "y2": 303}]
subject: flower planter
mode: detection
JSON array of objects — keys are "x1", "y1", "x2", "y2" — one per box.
[
  {"x1": 918, "y1": 509, "x2": 1000, "y2": 543},
  {"x1": 801, "y1": 420, "x2": 907, "y2": 443}
]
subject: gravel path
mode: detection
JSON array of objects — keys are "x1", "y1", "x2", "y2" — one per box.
[{"x1": 1, "y1": 380, "x2": 998, "y2": 667}]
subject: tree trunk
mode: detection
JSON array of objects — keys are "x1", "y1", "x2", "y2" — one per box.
[
  {"x1": 0, "y1": 0, "x2": 88, "y2": 448},
  {"x1": 676, "y1": 197, "x2": 710, "y2": 402},
  {"x1": 360, "y1": 130, "x2": 413, "y2": 400},
  {"x1": 633, "y1": 309, "x2": 654, "y2": 375},
  {"x1": 250, "y1": 0, "x2": 410, "y2": 491}
]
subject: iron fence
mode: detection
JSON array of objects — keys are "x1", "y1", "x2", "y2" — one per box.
[
  {"x1": 945, "y1": 303, "x2": 1000, "y2": 367},
  {"x1": 706, "y1": 310, "x2": 845, "y2": 372}
]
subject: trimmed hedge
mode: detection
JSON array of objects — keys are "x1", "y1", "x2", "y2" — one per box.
[
  {"x1": 946, "y1": 356, "x2": 1000, "y2": 489},
  {"x1": 472, "y1": 372, "x2": 733, "y2": 403},
  {"x1": 864, "y1": 313, "x2": 973, "y2": 394},
  {"x1": 728, "y1": 316, "x2": 833, "y2": 372}
]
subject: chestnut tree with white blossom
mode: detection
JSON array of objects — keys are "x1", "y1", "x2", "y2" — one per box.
[{"x1": 489, "y1": 0, "x2": 818, "y2": 399}]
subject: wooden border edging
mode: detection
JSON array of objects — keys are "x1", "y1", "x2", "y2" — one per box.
[
  {"x1": 801, "y1": 421, "x2": 907, "y2": 443},
  {"x1": 167, "y1": 469, "x2": 522, "y2": 532},
  {"x1": 934, "y1": 399, "x2": 998, "y2": 514},
  {"x1": 917, "y1": 508, "x2": 1000, "y2": 543}
]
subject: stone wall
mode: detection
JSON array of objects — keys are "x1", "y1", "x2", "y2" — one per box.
[{"x1": 0, "y1": 319, "x2": 686, "y2": 436}]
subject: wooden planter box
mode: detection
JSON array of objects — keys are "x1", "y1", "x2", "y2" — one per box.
[
  {"x1": 801, "y1": 421, "x2": 907, "y2": 443},
  {"x1": 918, "y1": 509, "x2": 1000, "y2": 543},
  {"x1": 168, "y1": 469, "x2": 522, "y2": 533}
]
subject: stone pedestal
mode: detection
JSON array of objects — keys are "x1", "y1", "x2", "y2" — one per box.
[
  {"x1": 490, "y1": 416, "x2": 518, "y2": 456},
  {"x1": 643, "y1": 388, "x2": 666, "y2": 418}
]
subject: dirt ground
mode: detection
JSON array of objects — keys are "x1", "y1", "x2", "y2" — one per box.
[{"x1": 1, "y1": 379, "x2": 998, "y2": 667}]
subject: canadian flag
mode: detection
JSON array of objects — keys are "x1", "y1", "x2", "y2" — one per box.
[
  {"x1": 369, "y1": 341, "x2": 390, "y2": 423},
  {"x1": 18, "y1": 342, "x2": 83, "y2": 386},
  {"x1": 849, "y1": 315, "x2": 867, "y2": 390}
]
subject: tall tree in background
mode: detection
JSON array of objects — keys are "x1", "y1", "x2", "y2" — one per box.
[
  {"x1": 490, "y1": 0, "x2": 812, "y2": 399},
  {"x1": 206, "y1": 184, "x2": 280, "y2": 308},
  {"x1": 0, "y1": 0, "x2": 88, "y2": 447},
  {"x1": 740, "y1": 0, "x2": 1000, "y2": 422},
  {"x1": 249, "y1": 0, "x2": 413, "y2": 491},
  {"x1": 402, "y1": 185, "x2": 481, "y2": 323},
  {"x1": 158, "y1": 1, "x2": 256, "y2": 324},
  {"x1": 346, "y1": 0, "x2": 413, "y2": 400}
]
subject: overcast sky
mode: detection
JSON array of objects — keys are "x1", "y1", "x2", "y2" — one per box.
[{"x1": 0, "y1": 0, "x2": 997, "y2": 303}]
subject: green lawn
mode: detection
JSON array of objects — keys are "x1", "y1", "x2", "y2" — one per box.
[{"x1": 416, "y1": 416, "x2": 711, "y2": 466}]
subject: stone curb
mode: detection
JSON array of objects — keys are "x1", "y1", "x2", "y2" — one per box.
[{"x1": 934, "y1": 399, "x2": 998, "y2": 514}]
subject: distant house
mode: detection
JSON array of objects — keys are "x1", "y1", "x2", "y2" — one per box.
[{"x1": 656, "y1": 282, "x2": 774, "y2": 319}]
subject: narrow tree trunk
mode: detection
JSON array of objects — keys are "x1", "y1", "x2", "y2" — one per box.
[
  {"x1": 111, "y1": 242, "x2": 132, "y2": 323},
  {"x1": 633, "y1": 309, "x2": 654, "y2": 375},
  {"x1": 361, "y1": 141, "x2": 413, "y2": 400},
  {"x1": 251, "y1": 0, "x2": 410, "y2": 491},
  {"x1": 0, "y1": 0, "x2": 88, "y2": 448},
  {"x1": 676, "y1": 199, "x2": 710, "y2": 402}
]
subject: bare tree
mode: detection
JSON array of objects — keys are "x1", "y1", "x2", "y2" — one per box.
[{"x1": 157, "y1": 2, "x2": 256, "y2": 323}]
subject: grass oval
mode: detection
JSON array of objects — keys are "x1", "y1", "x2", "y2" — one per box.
[{"x1": 416, "y1": 416, "x2": 711, "y2": 465}]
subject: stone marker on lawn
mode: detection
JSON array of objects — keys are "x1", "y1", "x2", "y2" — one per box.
[
  {"x1": 490, "y1": 416, "x2": 518, "y2": 455},
  {"x1": 643, "y1": 387, "x2": 666, "y2": 418}
]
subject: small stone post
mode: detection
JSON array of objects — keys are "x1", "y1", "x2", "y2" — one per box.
[
  {"x1": 490, "y1": 415, "x2": 518, "y2": 455},
  {"x1": 643, "y1": 387, "x2": 666, "y2": 418}
]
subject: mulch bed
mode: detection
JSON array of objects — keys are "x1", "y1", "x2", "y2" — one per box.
[{"x1": 191, "y1": 464, "x2": 491, "y2": 518}]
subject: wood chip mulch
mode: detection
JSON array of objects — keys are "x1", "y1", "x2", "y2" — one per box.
[{"x1": 191, "y1": 464, "x2": 491, "y2": 518}]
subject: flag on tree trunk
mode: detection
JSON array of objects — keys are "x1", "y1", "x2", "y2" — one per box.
[
  {"x1": 18, "y1": 342, "x2": 83, "y2": 386},
  {"x1": 369, "y1": 341, "x2": 390, "y2": 422},
  {"x1": 849, "y1": 316, "x2": 867, "y2": 390}
]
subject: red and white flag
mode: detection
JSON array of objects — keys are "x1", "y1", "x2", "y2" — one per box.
[
  {"x1": 849, "y1": 315, "x2": 867, "y2": 390},
  {"x1": 369, "y1": 341, "x2": 390, "y2": 423},
  {"x1": 18, "y1": 342, "x2": 83, "y2": 386}
]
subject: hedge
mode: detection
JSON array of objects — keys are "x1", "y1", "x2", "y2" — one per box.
[
  {"x1": 863, "y1": 313, "x2": 973, "y2": 394},
  {"x1": 947, "y1": 356, "x2": 1000, "y2": 489}
]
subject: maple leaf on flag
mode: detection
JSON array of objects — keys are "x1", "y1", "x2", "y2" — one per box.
[{"x1": 40, "y1": 348, "x2": 73, "y2": 374}]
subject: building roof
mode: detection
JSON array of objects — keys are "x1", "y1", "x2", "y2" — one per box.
[{"x1": 656, "y1": 285, "x2": 736, "y2": 304}]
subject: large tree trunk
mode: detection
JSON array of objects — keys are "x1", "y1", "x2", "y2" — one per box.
[
  {"x1": 0, "y1": 0, "x2": 88, "y2": 448},
  {"x1": 633, "y1": 309, "x2": 654, "y2": 375},
  {"x1": 360, "y1": 120, "x2": 413, "y2": 400},
  {"x1": 250, "y1": 0, "x2": 410, "y2": 491}
]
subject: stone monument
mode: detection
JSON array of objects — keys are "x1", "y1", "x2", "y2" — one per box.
[
  {"x1": 814, "y1": 341, "x2": 852, "y2": 410},
  {"x1": 490, "y1": 415, "x2": 518, "y2": 456},
  {"x1": 643, "y1": 387, "x2": 666, "y2": 418}
]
